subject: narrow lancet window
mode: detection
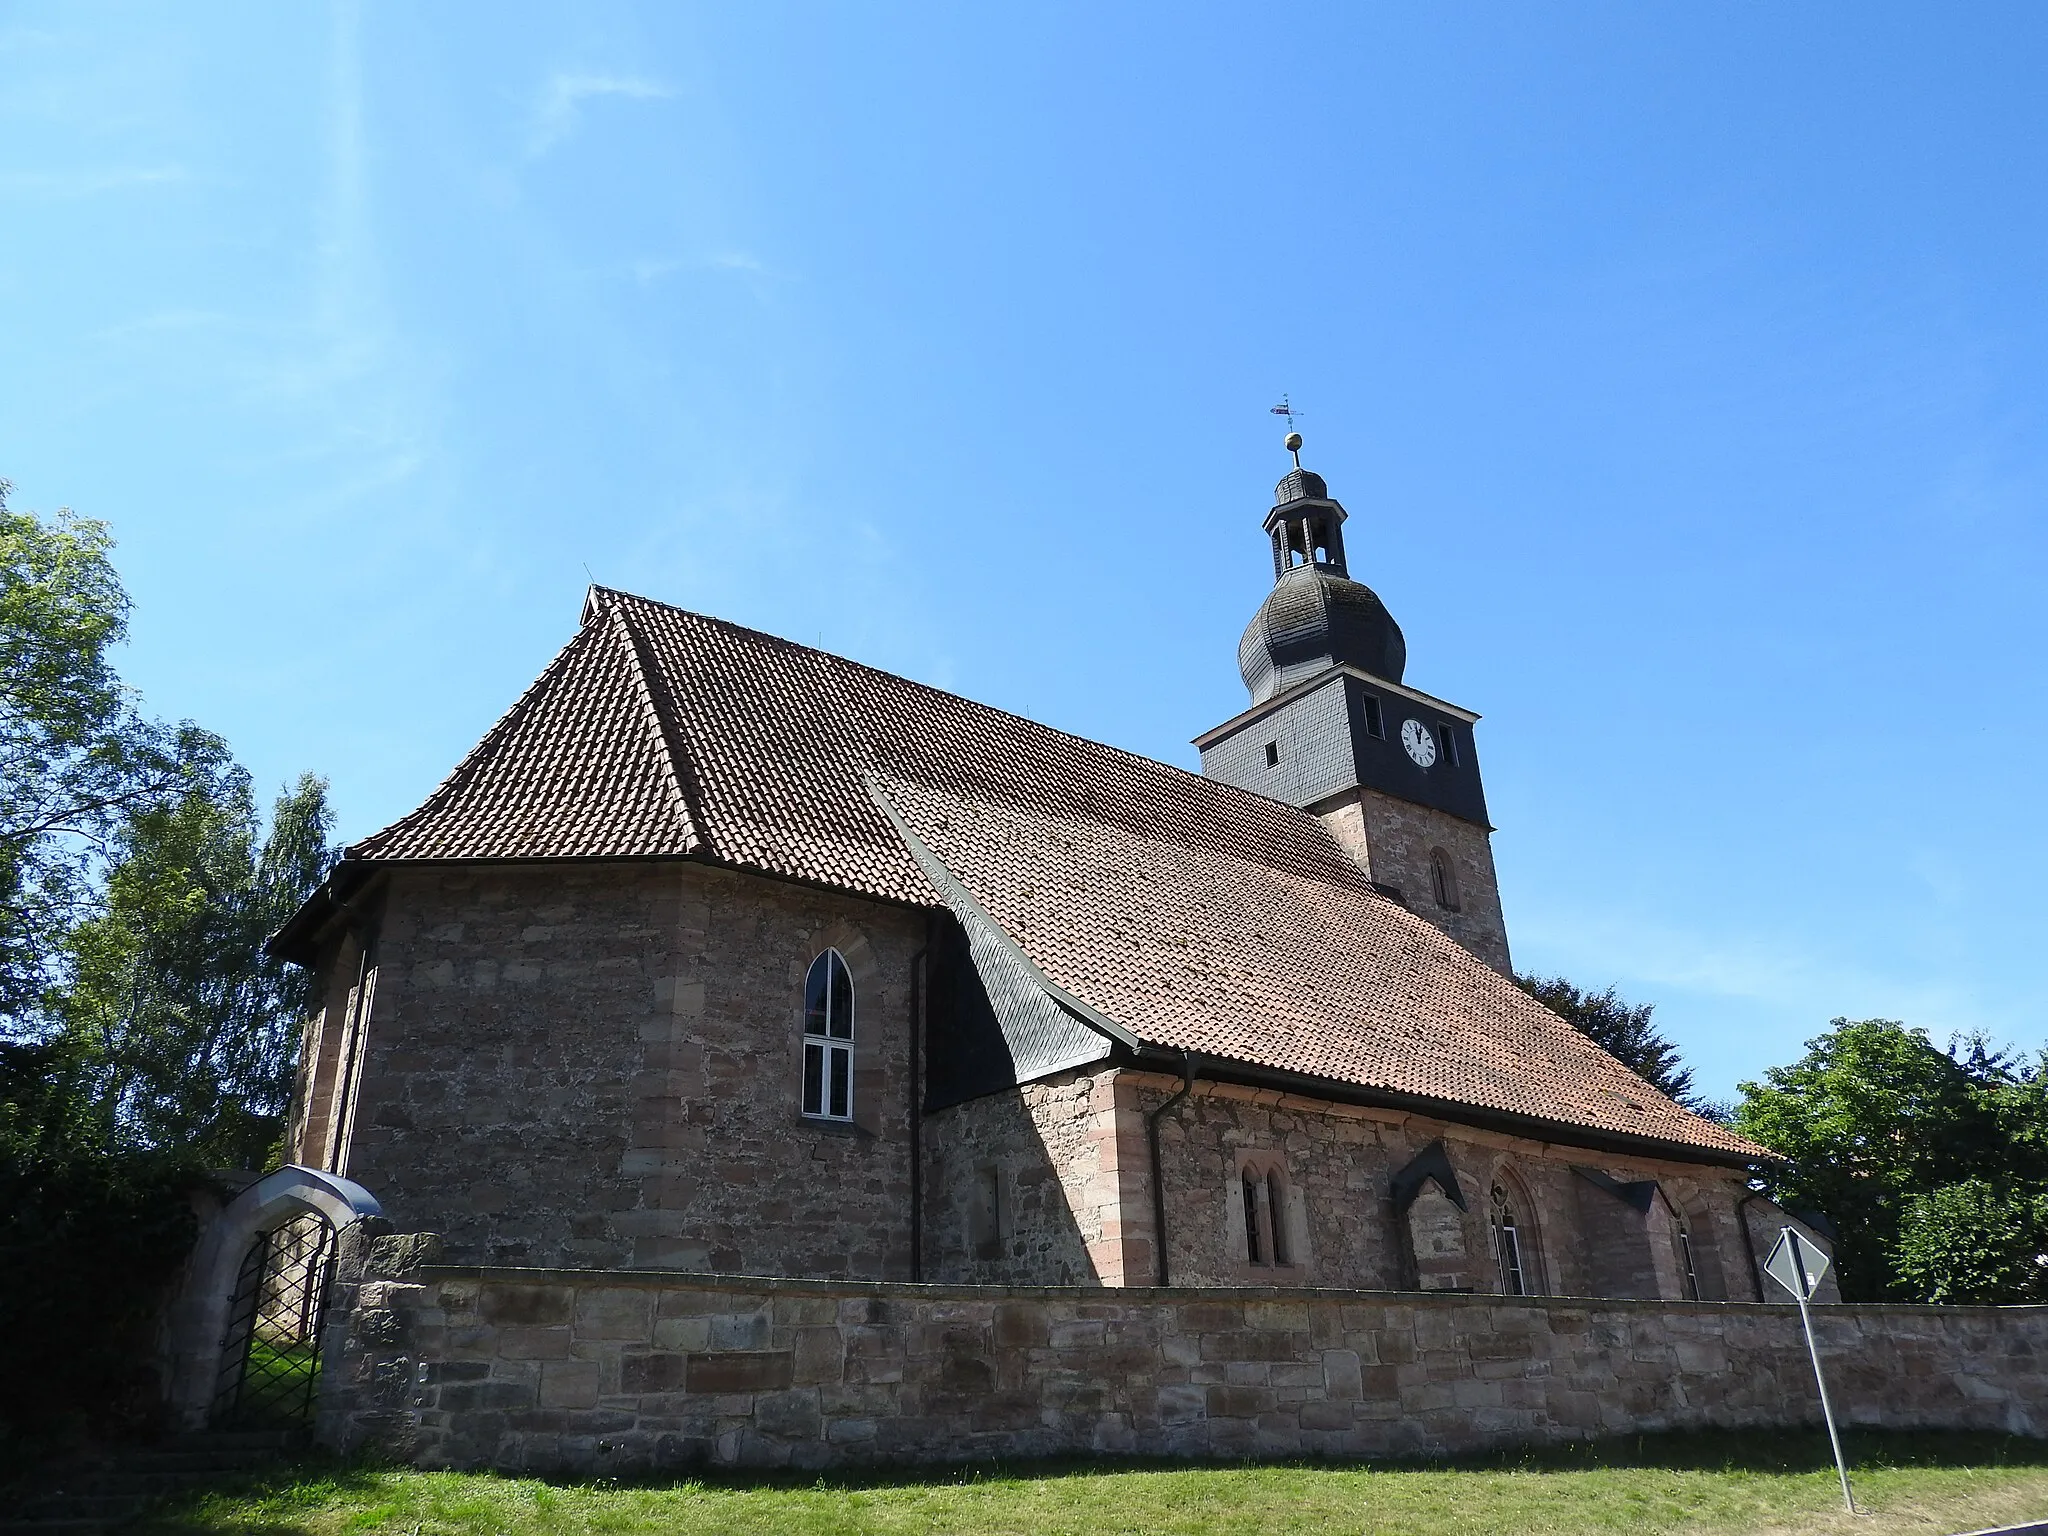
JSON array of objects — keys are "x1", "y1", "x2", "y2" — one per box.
[
  {"x1": 1431, "y1": 848, "x2": 1461, "y2": 912},
  {"x1": 1266, "y1": 1170, "x2": 1289, "y2": 1265},
  {"x1": 1242, "y1": 1174, "x2": 1263, "y2": 1264},
  {"x1": 1491, "y1": 1183, "x2": 1527, "y2": 1296}
]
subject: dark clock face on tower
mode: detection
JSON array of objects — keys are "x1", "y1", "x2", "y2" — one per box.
[{"x1": 1400, "y1": 718, "x2": 1437, "y2": 767}]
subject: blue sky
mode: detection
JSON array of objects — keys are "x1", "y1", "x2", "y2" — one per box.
[{"x1": 3, "y1": 2, "x2": 2044, "y2": 1100}]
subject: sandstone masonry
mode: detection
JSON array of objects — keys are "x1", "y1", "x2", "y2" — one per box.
[{"x1": 321, "y1": 1229, "x2": 2045, "y2": 1474}]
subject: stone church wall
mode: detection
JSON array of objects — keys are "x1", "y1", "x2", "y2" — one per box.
[
  {"x1": 321, "y1": 1233, "x2": 2047, "y2": 1473},
  {"x1": 921, "y1": 1075, "x2": 1116, "y2": 1287},
  {"x1": 305, "y1": 861, "x2": 927, "y2": 1278},
  {"x1": 1132, "y1": 1072, "x2": 1756, "y2": 1301}
]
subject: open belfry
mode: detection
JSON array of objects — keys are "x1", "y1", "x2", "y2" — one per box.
[{"x1": 276, "y1": 436, "x2": 1817, "y2": 1305}]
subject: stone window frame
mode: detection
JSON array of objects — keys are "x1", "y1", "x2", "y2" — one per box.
[
  {"x1": 1667, "y1": 1185, "x2": 1728, "y2": 1301},
  {"x1": 1229, "y1": 1148, "x2": 1307, "y2": 1280},
  {"x1": 1484, "y1": 1160, "x2": 1545, "y2": 1296},
  {"x1": 800, "y1": 948, "x2": 856, "y2": 1123},
  {"x1": 1429, "y1": 847, "x2": 1461, "y2": 912}
]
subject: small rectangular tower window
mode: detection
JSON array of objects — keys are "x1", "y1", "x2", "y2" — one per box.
[
  {"x1": 1263, "y1": 741, "x2": 1280, "y2": 768},
  {"x1": 1438, "y1": 722, "x2": 1462, "y2": 765},
  {"x1": 1360, "y1": 694, "x2": 1386, "y2": 739}
]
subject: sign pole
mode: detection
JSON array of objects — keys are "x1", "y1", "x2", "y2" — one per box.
[{"x1": 1787, "y1": 1231, "x2": 1855, "y2": 1514}]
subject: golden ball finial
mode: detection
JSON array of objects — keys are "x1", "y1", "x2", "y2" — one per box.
[{"x1": 1284, "y1": 431, "x2": 1303, "y2": 453}]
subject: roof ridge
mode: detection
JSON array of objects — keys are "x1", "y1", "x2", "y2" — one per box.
[
  {"x1": 344, "y1": 619, "x2": 617, "y2": 861},
  {"x1": 590, "y1": 584, "x2": 1361, "y2": 841},
  {"x1": 606, "y1": 601, "x2": 712, "y2": 859}
]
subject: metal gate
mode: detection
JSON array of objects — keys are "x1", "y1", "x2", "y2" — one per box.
[{"x1": 210, "y1": 1211, "x2": 337, "y2": 1429}]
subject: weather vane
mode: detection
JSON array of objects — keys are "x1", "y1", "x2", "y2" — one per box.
[{"x1": 1270, "y1": 394, "x2": 1305, "y2": 466}]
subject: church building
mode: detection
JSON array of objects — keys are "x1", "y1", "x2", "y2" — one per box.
[{"x1": 275, "y1": 445, "x2": 1805, "y2": 1305}]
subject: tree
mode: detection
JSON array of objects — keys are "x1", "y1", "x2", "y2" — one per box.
[
  {"x1": 1892, "y1": 1179, "x2": 2048, "y2": 1305},
  {"x1": 58, "y1": 771, "x2": 334, "y2": 1166},
  {"x1": 0, "y1": 483, "x2": 211, "y2": 1027},
  {"x1": 1735, "y1": 1019, "x2": 2048, "y2": 1302},
  {"x1": 1515, "y1": 973, "x2": 1698, "y2": 1106}
]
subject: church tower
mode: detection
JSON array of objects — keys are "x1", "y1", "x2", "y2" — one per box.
[{"x1": 1195, "y1": 436, "x2": 1512, "y2": 972}]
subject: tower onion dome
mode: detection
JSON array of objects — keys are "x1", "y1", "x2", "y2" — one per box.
[{"x1": 1238, "y1": 440, "x2": 1407, "y2": 703}]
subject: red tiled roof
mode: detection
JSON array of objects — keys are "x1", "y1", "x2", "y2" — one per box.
[{"x1": 346, "y1": 587, "x2": 1764, "y2": 1161}]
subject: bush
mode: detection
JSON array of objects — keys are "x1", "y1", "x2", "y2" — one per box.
[{"x1": 0, "y1": 1041, "x2": 200, "y2": 1453}]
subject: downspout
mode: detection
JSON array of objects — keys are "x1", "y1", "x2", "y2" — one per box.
[
  {"x1": 1145, "y1": 1052, "x2": 1199, "y2": 1286},
  {"x1": 1735, "y1": 1191, "x2": 1767, "y2": 1302},
  {"x1": 909, "y1": 914, "x2": 931, "y2": 1283}
]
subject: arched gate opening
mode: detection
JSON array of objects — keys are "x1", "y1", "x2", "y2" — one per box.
[{"x1": 209, "y1": 1209, "x2": 340, "y2": 1428}]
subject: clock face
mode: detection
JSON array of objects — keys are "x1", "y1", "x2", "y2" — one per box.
[{"x1": 1401, "y1": 718, "x2": 1437, "y2": 767}]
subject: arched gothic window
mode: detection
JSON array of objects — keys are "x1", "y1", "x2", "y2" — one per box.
[
  {"x1": 1490, "y1": 1183, "x2": 1527, "y2": 1296},
  {"x1": 1241, "y1": 1172, "x2": 1264, "y2": 1265},
  {"x1": 1240, "y1": 1159, "x2": 1293, "y2": 1268},
  {"x1": 801, "y1": 950, "x2": 855, "y2": 1121},
  {"x1": 1430, "y1": 848, "x2": 1461, "y2": 912},
  {"x1": 1266, "y1": 1170, "x2": 1290, "y2": 1265}
]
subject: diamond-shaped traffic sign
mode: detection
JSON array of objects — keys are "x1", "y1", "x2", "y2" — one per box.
[{"x1": 1762, "y1": 1225, "x2": 1831, "y2": 1301}]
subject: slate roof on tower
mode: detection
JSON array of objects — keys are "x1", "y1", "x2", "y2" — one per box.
[{"x1": 306, "y1": 585, "x2": 1764, "y2": 1163}]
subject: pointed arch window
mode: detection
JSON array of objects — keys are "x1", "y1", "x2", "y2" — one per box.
[
  {"x1": 1239, "y1": 1155, "x2": 1295, "y2": 1269},
  {"x1": 802, "y1": 950, "x2": 855, "y2": 1121},
  {"x1": 1430, "y1": 848, "x2": 1461, "y2": 912},
  {"x1": 1676, "y1": 1220, "x2": 1702, "y2": 1301},
  {"x1": 1241, "y1": 1172, "x2": 1264, "y2": 1265},
  {"x1": 1490, "y1": 1183, "x2": 1527, "y2": 1296}
]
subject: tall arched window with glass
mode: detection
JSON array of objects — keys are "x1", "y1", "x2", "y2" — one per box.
[
  {"x1": 1490, "y1": 1183, "x2": 1527, "y2": 1296},
  {"x1": 802, "y1": 950, "x2": 855, "y2": 1121}
]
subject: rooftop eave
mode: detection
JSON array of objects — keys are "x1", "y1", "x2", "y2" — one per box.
[
  {"x1": 1121, "y1": 1042, "x2": 1772, "y2": 1169},
  {"x1": 1193, "y1": 663, "x2": 1481, "y2": 751}
]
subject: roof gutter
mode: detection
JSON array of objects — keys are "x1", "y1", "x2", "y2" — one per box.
[{"x1": 267, "y1": 859, "x2": 381, "y2": 968}]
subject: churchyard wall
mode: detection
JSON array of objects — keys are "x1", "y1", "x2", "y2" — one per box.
[
  {"x1": 304, "y1": 861, "x2": 928, "y2": 1277},
  {"x1": 320, "y1": 1230, "x2": 2046, "y2": 1473}
]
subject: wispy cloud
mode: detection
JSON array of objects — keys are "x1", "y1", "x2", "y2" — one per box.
[
  {"x1": 0, "y1": 165, "x2": 186, "y2": 198},
  {"x1": 529, "y1": 72, "x2": 670, "y2": 156},
  {"x1": 630, "y1": 250, "x2": 768, "y2": 286}
]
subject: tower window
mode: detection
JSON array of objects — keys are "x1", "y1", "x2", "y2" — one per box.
[
  {"x1": 1438, "y1": 722, "x2": 1462, "y2": 766},
  {"x1": 801, "y1": 949, "x2": 855, "y2": 1121},
  {"x1": 1263, "y1": 741, "x2": 1279, "y2": 768},
  {"x1": 1430, "y1": 848, "x2": 1461, "y2": 912},
  {"x1": 1360, "y1": 694, "x2": 1385, "y2": 739},
  {"x1": 1241, "y1": 1173, "x2": 1263, "y2": 1264}
]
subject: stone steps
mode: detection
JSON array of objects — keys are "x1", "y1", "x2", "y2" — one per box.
[{"x1": 0, "y1": 1430, "x2": 300, "y2": 1534}]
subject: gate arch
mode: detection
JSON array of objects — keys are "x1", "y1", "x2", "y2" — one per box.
[{"x1": 165, "y1": 1166, "x2": 382, "y2": 1431}]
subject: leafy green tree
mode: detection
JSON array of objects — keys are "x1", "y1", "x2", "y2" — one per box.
[
  {"x1": 1893, "y1": 1179, "x2": 2048, "y2": 1304},
  {"x1": 1515, "y1": 973, "x2": 1698, "y2": 1107},
  {"x1": 1735, "y1": 1019, "x2": 2048, "y2": 1302},
  {"x1": 0, "y1": 483, "x2": 212, "y2": 1027},
  {"x1": 59, "y1": 771, "x2": 334, "y2": 1166}
]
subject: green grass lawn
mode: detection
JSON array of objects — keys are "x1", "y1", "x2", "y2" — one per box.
[{"x1": 133, "y1": 1431, "x2": 2048, "y2": 1536}]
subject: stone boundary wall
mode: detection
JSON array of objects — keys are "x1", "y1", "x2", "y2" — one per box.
[{"x1": 321, "y1": 1231, "x2": 2047, "y2": 1474}]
